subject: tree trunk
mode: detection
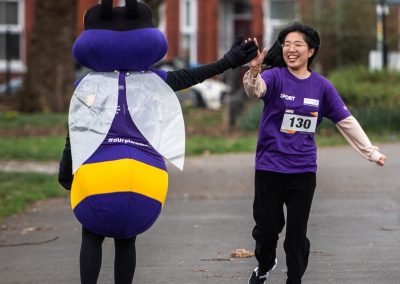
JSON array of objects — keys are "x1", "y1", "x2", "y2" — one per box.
[{"x1": 17, "y1": 0, "x2": 77, "y2": 113}]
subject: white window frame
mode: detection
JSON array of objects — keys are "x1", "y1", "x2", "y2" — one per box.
[
  {"x1": 263, "y1": 0, "x2": 298, "y2": 49},
  {"x1": 218, "y1": 1, "x2": 233, "y2": 58},
  {"x1": 158, "y1": 2, "x2": 166, "y2": 32},
  {"x1": 218, "y1": 0, "x2": 252, "y2": 58},
  {"x1": 180, "y1": 0, "x2": 197, "y2": 65},
  {"x1": 0, "y1": 0, "x2": 25, "y2": 72}
]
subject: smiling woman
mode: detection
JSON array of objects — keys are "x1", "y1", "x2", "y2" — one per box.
[{"x1": 242, "y1": 22, "x2": 386, "y2": 284}]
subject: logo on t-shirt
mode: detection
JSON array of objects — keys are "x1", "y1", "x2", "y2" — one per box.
[
  {"x1": 304, "y1": 98, "x2": 319, "y2": 107},
  {"x1": 280, "y1": 93, "x2": 295, "y2": 101}
]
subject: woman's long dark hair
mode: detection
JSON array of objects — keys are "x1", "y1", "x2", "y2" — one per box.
[{"x1": 263, "y1": 22, "x2": 320, "y2": 70}]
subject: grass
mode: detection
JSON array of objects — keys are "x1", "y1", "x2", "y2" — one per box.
[
  {"x1": 183, "y1": 106, "x2": 223, "y2": 128},
  {"x1": 4, "y1": 132, "x2": 393, "y2": 160},
  {"x1": 0, "y1": 172, "x2": 67, "y2": 221},
  {"x1": 0, "y1": 111, "x2": 67, "y2": 130},
  {"x1": 0, "y1": 136, "x2": 65, "y2": 160},
  {"x1": 0, "y1": 109, "x2": 397, "y2": 221},
  {"x1": 186, "y1": 135, "x2": 257, "y2": 155},
  {"x1": 0, "y1": 134, "x2": 258, "y2": 160},
  {"x1": 0, "y1": 113, "x2": 400, "y2": 161}
]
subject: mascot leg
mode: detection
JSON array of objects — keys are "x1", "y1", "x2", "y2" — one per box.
[
  {"x1": 80, "y1": 227, "x2": 104, "y2": 283},
  {"x1": 114, "y1": 235, "x2": 137, "y2": 283},
  {"x1": 80, "y1": 227, "x2": 137, "y2": 284}
]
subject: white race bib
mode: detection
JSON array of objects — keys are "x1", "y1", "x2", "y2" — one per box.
[{"x1": 281, "y1": 112, "x2": 318, "y2": 134}]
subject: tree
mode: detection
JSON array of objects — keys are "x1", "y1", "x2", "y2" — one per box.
[
  {"x1": 302, "y1": 0, "x2": 376, "y2": 73},
  {"x1": 17, "y1": 0, "x2": 77, "y2": 112}
]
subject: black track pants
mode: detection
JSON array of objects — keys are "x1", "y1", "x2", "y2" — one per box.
[{"x1": 252, "y1": 170, "x2": 316, "y2": 284}]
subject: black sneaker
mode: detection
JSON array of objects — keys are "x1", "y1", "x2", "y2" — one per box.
[{"x1": 248, "y1": 258, "x2": 277, "y2": 284}]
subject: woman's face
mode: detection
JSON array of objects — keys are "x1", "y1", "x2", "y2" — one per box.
[{"x1": 282, "y1": 31, "x2": 315, "y2": 73}]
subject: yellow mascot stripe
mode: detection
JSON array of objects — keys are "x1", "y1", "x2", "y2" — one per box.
[{"x1": 71, "y1": 159, "x2": 168, "y2": 209}]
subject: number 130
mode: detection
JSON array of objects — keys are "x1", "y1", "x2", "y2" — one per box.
[{"x1": 289, "y1": 117, "x2": 311, "y2": 129}]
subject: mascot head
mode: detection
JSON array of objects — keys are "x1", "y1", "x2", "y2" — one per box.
[{"x1": 72, "y1": 0, "x2": 168, "y2": 72}]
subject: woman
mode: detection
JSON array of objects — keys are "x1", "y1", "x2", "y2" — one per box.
[{"x1": 243, "y1": 22, "x2": 386, "y2": 284}]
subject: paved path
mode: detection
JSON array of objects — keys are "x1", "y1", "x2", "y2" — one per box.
[{"x1": 0, "y1": 144, "x2": 399, "y2": 283}]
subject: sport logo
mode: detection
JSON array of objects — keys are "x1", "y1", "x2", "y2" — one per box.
[{"x1": 280, "y1": 93, "x2": 295, "y2": 101}]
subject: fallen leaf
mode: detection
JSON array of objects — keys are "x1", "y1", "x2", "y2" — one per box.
[
  {"x1": 230, "y1": 248, "x2": 254, "y2": 258},
  {"x1": 193, "y1": 268, "x2": 208, "y2": 272},
  {"x1": 21, "y1": 227, "x2": 40, "y2": 234}
]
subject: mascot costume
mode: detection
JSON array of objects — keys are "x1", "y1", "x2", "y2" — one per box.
[{"x1": 58, "y1": 0, "x2": 257, "y2": 282}]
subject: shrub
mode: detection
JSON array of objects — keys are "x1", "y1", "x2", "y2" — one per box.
[
  {"x1": 328, "y1": 66, "x2": 400, "y2": 107},
  {"x1": 238, "y1": 101, "x2": 263, "y2": 131}
]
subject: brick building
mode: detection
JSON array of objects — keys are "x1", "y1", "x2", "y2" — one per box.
[
  {"x1": 1, "y1": 0, "x2": 304, "y2": 82},
  {"x1": 162, "y1": 0, "x2": 302, "y2": 65},
  {"x1": 0, "y1": 0, "x2": 98, "y2": 82}
]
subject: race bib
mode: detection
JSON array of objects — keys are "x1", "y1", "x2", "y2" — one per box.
[{"x1": 281, "y1": 111, "x2": 318, "y2": 134}]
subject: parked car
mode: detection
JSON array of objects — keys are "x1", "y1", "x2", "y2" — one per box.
[
  {"x1": 0, "y1": 77, "x2": 23, "y2": 96},
  {"x1": 189, "y1": 78, "x2": 230, "y2": 110}
]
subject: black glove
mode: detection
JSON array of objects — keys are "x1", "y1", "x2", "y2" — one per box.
[{"x1": 223, "y1": 36, "x2": 258, "y2": 69}]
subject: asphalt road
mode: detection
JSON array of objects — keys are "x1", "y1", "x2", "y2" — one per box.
[{"x1": 0, "y1": 144, "x2": 399, "y2": 283}]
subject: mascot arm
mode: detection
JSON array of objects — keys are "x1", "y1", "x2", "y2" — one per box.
[
  {"x1": 58, "y1": 133, "x2": 73, "y2": 190},
  {"x1": 165, "y1": 57, "x2": 230, "y2": 91},
  {"x1": 166, "y1": 37, "x2": 257, "y2": 91}
]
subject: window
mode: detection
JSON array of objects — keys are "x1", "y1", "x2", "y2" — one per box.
[
  {"x1": 180, "y1": 0, "x2": 197, "y2": 65},
  {"x1": 233, "y1": 1, "x2": 252, "y2": 14},
  {"x1": 0, "y1": 0, "x2": 24, "y2": 71},
  {"x1": 0, "y1": 1, "x2": 18, "y2": 25},
  {"x1": 0, "y1": 33, "x2": 19, "y2": 60},
  {"x1": 218, "y1": 0, "x2": 252, "y2": 59},
  {"x1": 270, "y1": 0, "x2": 295, "y2": 20},
  {"x1": 264, "y1": 0, "x2": 297, "y2": 48}
]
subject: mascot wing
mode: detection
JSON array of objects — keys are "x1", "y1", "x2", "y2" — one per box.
[
  {"x1": 126, "y1": 72, "x2": 185, "y2": 170},
  {"x1": 69, "y1": 72, "x2": 119, "y2": 173}
]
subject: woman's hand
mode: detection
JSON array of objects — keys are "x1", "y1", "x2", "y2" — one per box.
[
  {"x1": 245, "y1": 38, "x2": 267, "y2": 76},
  {"x1": 377, "y1": 155, "x2": 386, "y2": 166}
]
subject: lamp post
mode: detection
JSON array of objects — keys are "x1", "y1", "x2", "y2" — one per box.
[{"x1": 376, "y1": 0, "x2": 389, "y2": 69}]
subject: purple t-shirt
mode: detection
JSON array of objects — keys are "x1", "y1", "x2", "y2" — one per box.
[{"x1": 256, "y1": 67, "x2": 351, "y2": 173}]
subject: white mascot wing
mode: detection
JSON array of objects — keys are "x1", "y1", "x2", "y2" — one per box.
[
  {"x1": 125, "y1": 72, "x2": 185, "y2": 171},
  {"x1": 69, "y1": 72, "x2": 119, "y2": 173}
]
